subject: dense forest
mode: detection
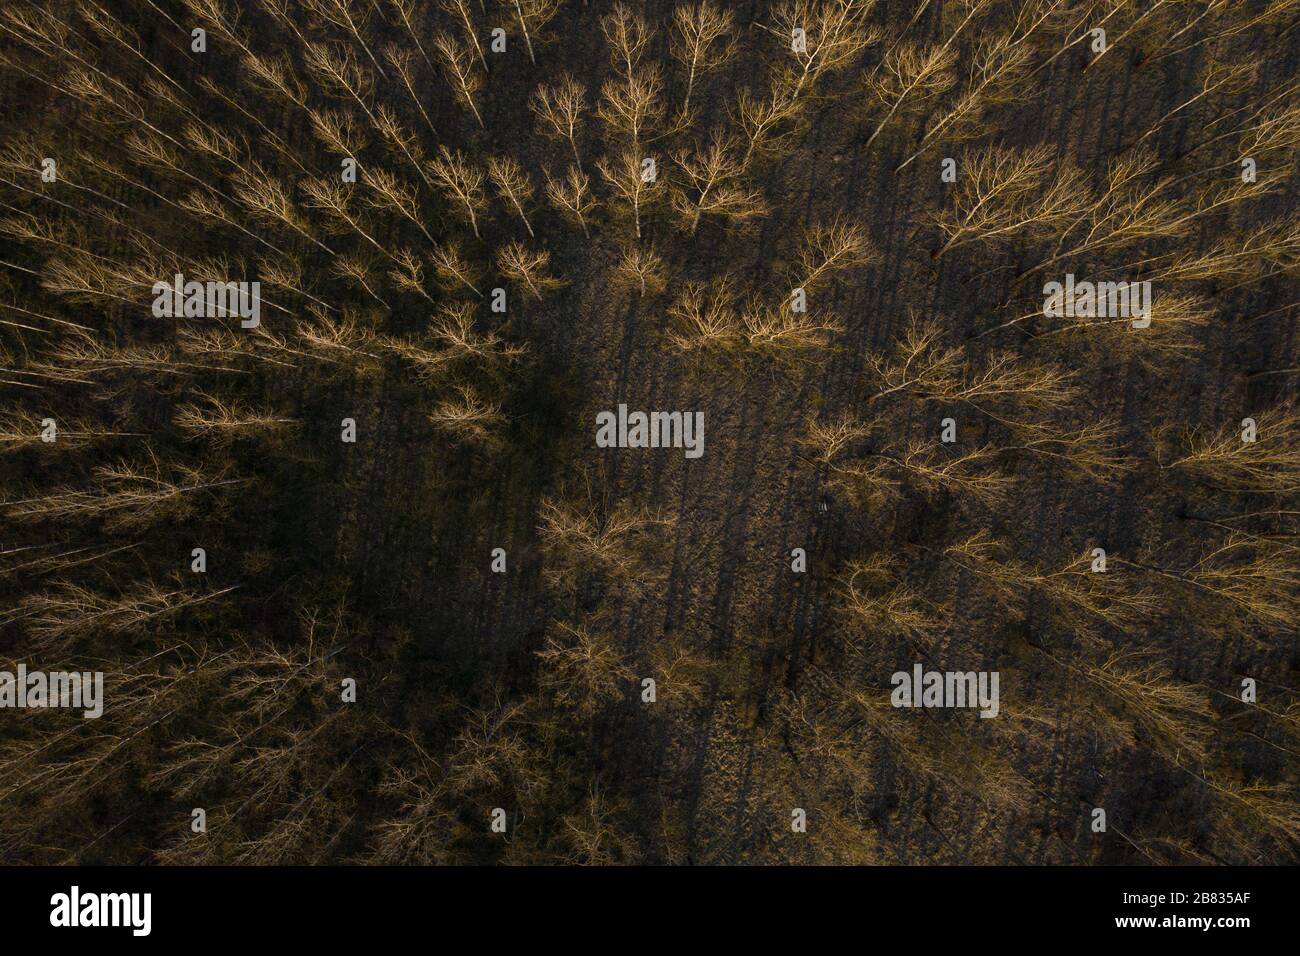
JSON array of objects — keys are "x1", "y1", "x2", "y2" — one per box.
[{"x1": 0, "y1": 0, "x2": 1297, "y2": 865}]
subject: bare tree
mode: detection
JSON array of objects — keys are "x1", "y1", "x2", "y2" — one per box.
[
  {"x1": 536, "y1": 619, "x2": 634, "y2": 719},
  {"x1": 945, "y1": 532, "x2": 1161, "y2": 632},
  {"x1": 670, "y1": 2, "x2": 736, "y2": 122},
  {"x1": 306, "y1": 106, "x2": 368, "y2": 159},
  {"x1": 301, "y1": 0, "x2": 388, "y2": 78},
  {"x1": 537, "y1": 491, "x2": 675, "y2": 601},
  {"x1": 429, "y1": 301, "x2": 526, "y2": 365},
  {"x1": 301, "y1": 40, "x2": 431, "y2": 186},
  {"x1": 3, "y1": 455, "x2": 246, "y2": 530},
  {"x1": 671, "y1": 130, "x2": 766, "y2": 234},
  {"x1": 1027, "y1": 290, "x2": 1212, "y2": 370},
  {"x1": 741, "y1": 293, "x2": 844, "y2": 359},
  {"x1": 363, "y1": 165, "x2": 435, "y2": 244},
  {"x1": 893, "y1": 29, "x2": 1035, "y2": 172},
  {"x1": 429, "y1": 384, "x2": 504, "y2": 445},
  {"x1": 390, "y1": 0, "x2": 435, "y2": 69},
  {"x1": 232, "y1": 162, "x2": 336, "y2": 255},
  {"x1": 497, "y1": 241, "x2": 565, "y2": 300},
  {"x1": 18, "y1": 580, "x2": 239, "y2": 652},
  {"x1": 530, "y1": 73, "x2": 587, "y2": 169},
  {"x1": 666, "y1": 275, "x2": 743, "y2": 352},
  {"x1": 647, "y1": 636, "x2": 714, "y2": 714},
  {"x1": 427, "y1": 146, "x2": 487, "y2": 239},
  {"x1": 301, "y1": 178, "x2": 396, "y2": 262},
  {"x1": 388, "y1": 247, "x2": 435, "y2": 301},
  {"x1": 733, "y1": 77, "x2": 801, "y2": 166},
  {"x1": 330, "y1": 254, "x2": 390, "y2": 309},
  {"x1": 544, "y1": 165, "x2": 596, "y2": 237},
  {"x1": 1159, "y1": 406, "x2": 1300, "y2": 494},
  {"x1": 597, "y1": 148, "x2": 660, "y2": 240},
  {"x1": 557, "y1": 784, "x2": 639, "y2": 864},
  {"x1": 862, "y1": 42, "x2": 956, "y2": 149},
  {"x1": 1140, "y1": 0, "x2": 1300, "y2": 68},
  {"x1": 431, "y1": 241, "x2": 483, "y2": 296},
  {"x1": 1122, "y1": 60, "x2": 1256, "y2": 155},
  {"x1": 930, "y1": 145, "x2": 1089, "y2": 259},
  {"x1": 837, "y1": 555, "x2": 947, "y2": 648},
  {"x1": 601, "y1": 3, "x2": 654, "y2": 86},
  {"x1": 174, "y1": 394, "x2": 297, "y2": 444},
  {"x1": 0, "y1": 412, "x2": 139, "y2": 451},
  {"x1": 857, "y1": 319, "x2": 1126, "y2": 481},
  {"x1": 293, "y1": 318, "x2": 386, "y2": 378},
  {"x1": 488, "y1": 155, "x2": 537, "y2": 237},
  {"x1": 766, "y1": 0, "x2": 882, "y2": 99},
  {"x1": 792, "y1": 217, "x2": 876, "y2": 291},
  {"x1": 384, "y1": 45, "x2": 438, "y2": 135},
  {"x1": 1183, "y1": 536, "x2": 1300, "y2": 632},
  {"x1": 815, "y1": 433, "x2": 1014, "y2": 506},
  {"x1": 433, "y1": 31, "x2": 485, "y2": 127},
  {"x1": 1008, "y1": 152, "x2": 1176, "y2": 282},
  {"x1": 505, "y1": 0, "x2": 563, "y2": 65},
  {"x1": 612, "y1": 243, "x2": 667, "y2": 297},
  {"x1": 1083, "y1": 0, "x2": 1180, "y2": 73},
  {"x1": 1071, "y1": 649, "x2": 1211, "y2": 761},
  {"x1": 597, "y1": 69, "x2": 664, "y2": 150},
  {"x1": 1204, "y1": 772, "x2": 1300, "y2": 850},
  {"x1": 441, "y1": 0, "x2": 487, "y2": 71}
]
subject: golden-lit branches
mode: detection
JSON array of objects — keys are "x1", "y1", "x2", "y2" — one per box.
[
  {"x1": 544, "y1": 165, "x2": 595, "y2": 237},
  {"x1": 862, "y1": 43, "x2": 957, "y2": 148},
  {"x1": 496, "y1": 241, "x2": 564, "y2": 300},
  {"x1": 597, "y1": 149, "x2": 660, "y2": 240},
  {"x1": 173, "y1": 394, "x2": 297, "y2": 443},
  {"x1": 931, "y1": 145, "x2": 1089, "y2": 259},
  {"x1": 670, "y1": 2, "x2": 736, "y2": 122},
  {"x1": 428, "y1": 384, "x2": 504, "y2": 445},
  {"x1": 1159, "y1": 407, "x2": 1300, "y2": 494},
  {"x1": 612, "y1": 244, "x2": 667, "y2": 297},
  {"x1": 536, "y1": 620, "x2": 634, "y2": 719},
  {"x1": 531, "y1": 73, "x2": 587, "y2": 169},
  {"x1": 670, "y1": 130, "x2": 766, "y2": 234},
  {"x1": 433, "y1": 31, "x2": 485, "y2": 127},
  {"x1": 487, "y1": 155, "x2": 537, "y2": 238},
  {"x1": 507, "y1": 0, "x2": 563, "y2": 66},
  {"x1": 427, "y1": 146, "x2": 487, "y2": 239},
  {"x1": 666, "y1": 275, "x2": 742, "y2": 352},
  {"x1": 440, "y1": 0, "x2": 487, "y2": 71},
  {"x1": 766, "y1": 0, "x2": 882, "y2": 99},
  {"x1": 536, "y1": 492, "x2": 675, "y2": 601},
  {"x1": 431, "y1": 241, "x2": 483, "y2": 296},
  {"x1": 597, "y1": 69, "x2": 664, "y2": 149},
  {"x1": 792, "y1": 217, "x2": 876, "y2": 291}
]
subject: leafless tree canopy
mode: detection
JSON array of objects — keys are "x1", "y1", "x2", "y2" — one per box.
[{"x1": 0, "y1": 0, "x2": 1296, "y2": 868}]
